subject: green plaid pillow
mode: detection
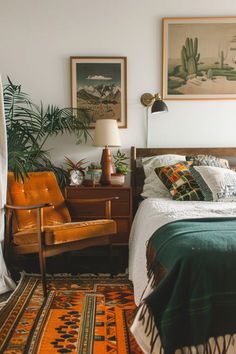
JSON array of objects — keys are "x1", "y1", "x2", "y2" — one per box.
[{"x1": 155, "y1": 161, "x2": 204, "y2": 201}]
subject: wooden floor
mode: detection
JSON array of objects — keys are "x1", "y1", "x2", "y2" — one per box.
[{"x1": 9, "y1": 246, "x2": 128, "y2": 282}]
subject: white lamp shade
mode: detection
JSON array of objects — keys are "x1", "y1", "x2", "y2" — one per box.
[{"x1": 94, "y1": 119, "x2": 121, "y2": 147}]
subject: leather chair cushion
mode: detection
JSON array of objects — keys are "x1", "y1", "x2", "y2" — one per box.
[
  {"x1": 13, "y1": 219, "x2": 117, "y2": 246},
  {"x1": 7, "y1": 172, "x2": 71, "y2": 232}
]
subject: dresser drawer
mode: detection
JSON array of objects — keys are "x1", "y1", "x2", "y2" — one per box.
[
  {"x1": 68, "y1": 201, "x2": 130, "y2": 218},
  {"x1": 66, "y1": 187, "x2": 130, "y2": 202},
  {"x1": 65, "y1": 185, "x2": 132, "y2": 245}
]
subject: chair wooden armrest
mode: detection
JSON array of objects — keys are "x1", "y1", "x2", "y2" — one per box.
[
  {"x1": 5, "y1": 203, "x2": 53, "y2": 233},
  {"x1": 5, "y1": 202, "x2": 53, "y2": 251},
  {"x1": 5, "y1": 203, "x2": 53, "y2": 211},
  {"x1": 65, "y1": 197, "x2": 119, "y2": 219},
  {"x1": 66, "y1": 197, "x2": 119, "y2": 204}
]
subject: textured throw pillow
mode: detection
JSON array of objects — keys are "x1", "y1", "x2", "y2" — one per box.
[
  {"x1": 155, "y1": 161, "x2": 204, "y2": 201},
  {"x1": 141, "y1": 154, "x2": 186, "y2": 198},
  {"x1": 191, "y1": 166, "x2": 236, "y2": 202},
  {"x1": 186, "y1": 154, "x2": 230, "y2": 169}
]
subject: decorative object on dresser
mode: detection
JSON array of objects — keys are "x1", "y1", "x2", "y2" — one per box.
[
  {"x1": 86, "y1": 162, "x2": 102, "y2": 185},
  {"x1": 64, "y1": 156, "x2": 87, "y2": 186},
  {"x1": 111, "y1": 149, "x2": 131, "y2": 186},
  {"x1": 94, "y1": 119, "x2": 121, "y2": 186},
  {"x1": 140, "y1": 92, "x2": 168, "y2": 147},
  {"x1": 65, "y1": 185, "x2": 132, "y2": 245},
  {"x1": 5, "y1": 171, "x2": 117, "y2": 297},
  {"x1": 70, "y1": 56, "x2": 127, "y2": 128},
  {"x1": 162, "y1": 17, "x2": 236, "y2": 100}
]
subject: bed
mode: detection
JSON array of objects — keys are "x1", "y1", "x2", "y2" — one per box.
[{"x1": 128, "y1": 146, "x2": 236, "y2": 354}]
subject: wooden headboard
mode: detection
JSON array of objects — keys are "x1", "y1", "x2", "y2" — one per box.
[{"x1": 131, "y1": 146, "x2": 236, "y2": 212}]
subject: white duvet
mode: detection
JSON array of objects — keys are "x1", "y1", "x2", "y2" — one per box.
[{"x1": 129, "y1": 197, "x2": 236, "y2": 305}]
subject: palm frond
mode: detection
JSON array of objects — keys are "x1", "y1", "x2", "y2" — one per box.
[{"x1": 4, "y1": 78, "x2": 92, "y2": 188}]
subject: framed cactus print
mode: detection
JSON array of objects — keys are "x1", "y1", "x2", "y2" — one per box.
[{"x1": 162, "y1": 17, "x2": 236, "y2": 100}]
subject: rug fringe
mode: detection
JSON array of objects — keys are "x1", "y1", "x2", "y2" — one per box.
[{"x1": 0, "y1": 272, "x2": 26, "y2": 309}]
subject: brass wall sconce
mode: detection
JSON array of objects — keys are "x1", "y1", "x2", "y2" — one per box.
[
  {"x1": 140, "y1": 93, "x2": 168, "y2": 147},
  {"x1": 140, "y1": 93, "x2": 168, "y2": 113}
]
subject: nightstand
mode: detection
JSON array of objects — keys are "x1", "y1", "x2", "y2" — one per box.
[{"x1": 65, "y1": 185, "x2": 132, "y2": 245}]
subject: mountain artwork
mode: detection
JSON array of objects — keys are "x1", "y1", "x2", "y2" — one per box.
[
  {"x1": 77, "y1": 82, "x2": 121, "y2": 121},
  {"x1": 71, "y1": 57, "x2": 127, "y2": 128}
]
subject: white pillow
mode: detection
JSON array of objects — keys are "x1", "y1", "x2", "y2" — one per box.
[
  {"x1": 141, "y1": 154, "x2": 186, "y2": 198},
  {"x1": 192, "y1": 166, "x2": 236, "y2": 202}
]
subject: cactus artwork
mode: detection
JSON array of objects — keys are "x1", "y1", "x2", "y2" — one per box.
[
  {"x1": 164, "y1": 18, "x2": 236, "y2": 98},
  {"x1": 218, "y1": 49, "x2": 227, "y2": 69},
  {"x1": 181, "y1": 37, "x2": 200, "y2": 75},
  {"x1": 207, "y1": 69, "x2": 213, "y2": 79}
]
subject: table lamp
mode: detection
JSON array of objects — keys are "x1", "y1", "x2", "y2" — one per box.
[{"x1": 94, "y1": 119, "x2": 121, "y2": 186}]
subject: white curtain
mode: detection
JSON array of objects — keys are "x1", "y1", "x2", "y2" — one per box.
[{"x1": 0, "y1": 76, "x2": 15, "y2": 294}]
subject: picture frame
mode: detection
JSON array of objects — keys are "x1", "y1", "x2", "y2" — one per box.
[
  {"x1": 162, "y1": 17, "x2": 236, "y2": 100},
  {"x1": 70, "y1": 56, "x2": 127, "y2": 128}
]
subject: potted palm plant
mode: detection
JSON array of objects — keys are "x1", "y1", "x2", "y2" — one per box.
[
  {"x1": 111, "y1": 150, "x2": 130, "y2": 186},
  {"x1": 4, "y1": 78, "x2": 91, "y2": 188}
]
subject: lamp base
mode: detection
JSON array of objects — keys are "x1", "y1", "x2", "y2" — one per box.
[{"x1": 100, "y1": 147, "x2": 113, "y2": 186}]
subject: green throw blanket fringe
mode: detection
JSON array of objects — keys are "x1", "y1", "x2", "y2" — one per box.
[{"x1": 138, "y1": 218, "x2": 236, "y2": 354}]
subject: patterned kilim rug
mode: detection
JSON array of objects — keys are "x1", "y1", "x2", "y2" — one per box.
[{"x1": 0, "y1": 274, "x2": 143, "y2": 354}]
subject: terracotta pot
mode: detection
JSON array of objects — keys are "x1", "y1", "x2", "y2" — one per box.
[{"x1": 110, "y1": 173, "x2": 125, "y2": 186}]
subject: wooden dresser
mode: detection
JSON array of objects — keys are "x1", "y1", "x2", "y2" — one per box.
[{"x1": 65, "y1": 186, "x2": 132, "y2": 245}]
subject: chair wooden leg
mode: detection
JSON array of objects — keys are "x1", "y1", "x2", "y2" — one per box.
[
  {"x1": 108, "y1": 243, "x2": 113, "y2": 277},
  {"x1": 36, "y1": 208, "x2": 47, "y2": 297},
  {"x1": 38, "y1": 248, "x2": 47, "y2": 297}
]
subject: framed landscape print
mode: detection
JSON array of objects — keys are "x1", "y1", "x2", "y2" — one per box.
[
  {"x1": 71, "y1": 56, "x2": 127, "y2": 128},
  {"x1": 162, "y1": 17, "x2": 236, "y2": 100}
]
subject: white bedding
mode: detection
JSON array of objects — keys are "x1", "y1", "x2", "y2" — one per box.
[
  {"x1": 129, "y1": 198, "x2": 236, "y2": 353},
  {"x1": 129, "y1": 197, "x2": 236, "y2": 305}
]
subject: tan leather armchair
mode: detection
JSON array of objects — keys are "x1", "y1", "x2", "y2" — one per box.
[{"x1": 5, "y1": 172, "x2": 117, "y2": 296}]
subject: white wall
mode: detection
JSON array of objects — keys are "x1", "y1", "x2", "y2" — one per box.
[{"x1": 1, "y1": 0, "x2": 236, "y2": 167}]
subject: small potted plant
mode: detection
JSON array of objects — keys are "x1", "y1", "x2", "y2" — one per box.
[
  {"x1": 111, "y1": 150, "x2": 130, "y2": 186},
  {"x1": 64, "y1": 156, "x2": 87, "y2": 186},
  {"x1": 86, "y1": 162, "x2": 102, "y2": 184}
]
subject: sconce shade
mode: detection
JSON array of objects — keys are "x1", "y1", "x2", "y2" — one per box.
[
  {"x1": 151, "y1": 99, "x2": 168, "y2": 114},
  {"x1": 94, "y1": 119, "x2": 121, "y2": 147}
]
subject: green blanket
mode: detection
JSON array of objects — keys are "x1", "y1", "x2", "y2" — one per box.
[{"x1": 141, "y1": 218, "x2": 236, "y2": 354}]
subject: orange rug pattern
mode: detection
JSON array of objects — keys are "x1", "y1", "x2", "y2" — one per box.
[{"x1": 0, "y1": 274, "x2": 143, "y2": 353}]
